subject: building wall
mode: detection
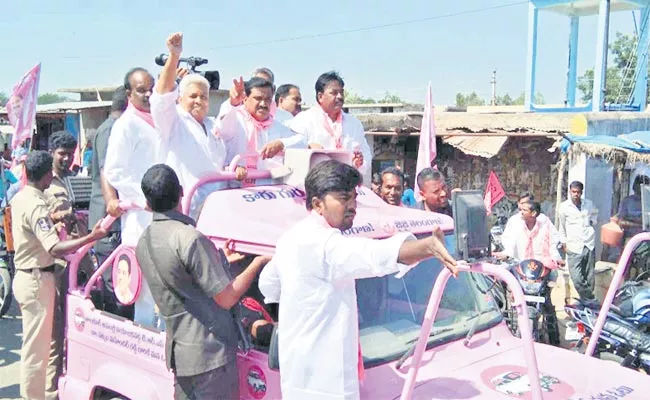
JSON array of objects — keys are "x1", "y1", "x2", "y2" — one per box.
[{"x1": 368, "y1": 136, "x2": 561, "y2": 219}]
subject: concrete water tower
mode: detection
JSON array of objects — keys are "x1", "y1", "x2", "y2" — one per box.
[{"x1": 525, "y1": 0, "x2": 650, "y2": 113}]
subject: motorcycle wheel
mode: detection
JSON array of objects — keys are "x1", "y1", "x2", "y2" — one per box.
[{"x1": 0, "y1": 267, "x2": 12, "y2": 317}]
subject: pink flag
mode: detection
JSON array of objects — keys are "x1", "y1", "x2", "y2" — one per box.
[
  {"x1": 484, "y1": 171, "x2": 505, "y2": 215},
  {"x1": 414, "y1": 82, "x2": 437, "y2": 201},
  {"x1": 6, "y1": 63, "x2": 41, "y2": 150}
]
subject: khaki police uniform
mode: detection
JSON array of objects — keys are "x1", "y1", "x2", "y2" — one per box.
[
  {"x1": 43, "y1": 173, "x2": 93, "y2": 399},
  {"x1": 11, "y1": 185, "x2": 61, "y2": 400}
]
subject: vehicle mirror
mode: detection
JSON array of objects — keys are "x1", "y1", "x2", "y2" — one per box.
[
  {"x1": 641, "y1": 184, "x2": 650, "y2": 231},
  {"x1": 452, "y1": 190, "x2": 490, "y2": 260},
  {"x1": 268, "y1": 324, "x2": 280, "y2": 371},
  {"x1": 111, "y1": 247, "x2": 142, "y2": 306}
]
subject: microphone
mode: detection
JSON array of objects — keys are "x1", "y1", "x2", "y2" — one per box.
[{"x1": 154, "y1": 53, "x2": 208, "y2": 68}]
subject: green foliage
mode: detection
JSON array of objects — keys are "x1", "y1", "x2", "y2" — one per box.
[
  {"x1": 577, "y1": 32, "x2": 645, "y2": 104},
  {"x1": 37, "y1": 93, "x2": 71, "y2": 105}
]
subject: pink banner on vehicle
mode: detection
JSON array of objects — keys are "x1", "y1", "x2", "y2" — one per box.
[
  {"x1": 415, "y1": 82, "x2": 437, "y2": 201},
  {"x1": 6, "y1": 63, "x2": 41, "y2": 150}
]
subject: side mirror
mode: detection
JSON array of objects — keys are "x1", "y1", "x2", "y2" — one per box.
[
  {"x1": 452, "y1": 190, "x2": 490, "y2": 260},
  {"x1": 268, "y1": 324, "x2": 280, "y2": 371}
]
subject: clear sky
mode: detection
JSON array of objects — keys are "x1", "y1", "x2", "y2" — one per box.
[{"x1": 0, "y1": 0, "x2": 636, "y2": 105}]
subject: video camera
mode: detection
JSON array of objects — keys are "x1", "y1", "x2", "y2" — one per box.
[{"x1": 155, "y1": 53, "x2": 220, "y2": 90}]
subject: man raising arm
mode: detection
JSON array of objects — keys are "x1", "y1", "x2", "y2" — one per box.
[{"x1": 151, "y1": 32, "x2": 246, "y2": 219}]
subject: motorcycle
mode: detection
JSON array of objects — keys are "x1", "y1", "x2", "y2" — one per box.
[
  {"x1": 479, "y1": 258, "x2": 560, "y2": 345},
  {"x1": 565, "y1": 278, "x2": 650, "y2": 373}
]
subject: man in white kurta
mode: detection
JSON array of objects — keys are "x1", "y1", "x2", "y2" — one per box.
[
  {"x1": 104, "y1": 67, "x2": 162, "y2": 327},
  {"x1": 501, "y1": 192, "x2": 549, "y2": 251},
  {"x1": 259, "y1": 159, "x2": 458, "y2": 400},
  {"x1": 150, "y1": 32, "x2": 245, "y2": 219},
  {"x1": 287, "y1": 71, "x2": 372, "y2": 186},
  {"x1": 218, "y1": 77, "x2": 306, "y2": 172}
]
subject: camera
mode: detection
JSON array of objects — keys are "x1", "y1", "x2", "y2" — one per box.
[{"x1": 155, "y1": 53, "x2": 220, "y2": 90}]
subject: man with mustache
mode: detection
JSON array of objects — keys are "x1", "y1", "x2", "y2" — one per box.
[
  {"x1": 151, "y1": 32, "x2": 246, "y2": 219},
  {"x1": 287, "y1": 71, "x2": 373, "y2": 187},
  {"x1": 259, "y1": 159, "x2": 458, "y2": 400},
  {"x1": 218, "y1": 77, "x2": 306, "y2": 173},
  {"x1": 274, "y1": 84, "x2": 302, "y2": 125},
  {"x1": 415, "y1": 167, "x2": 453, "y2": 216},
  {"x1": 219, "y1": 67, "x2": 277, "y2": 119},
  {"x1": 105, "y1": 66, "x2": 163, "y2": 327},
  {"x1": 379, "y1": 166, "x2": 405, "y2": 206}
]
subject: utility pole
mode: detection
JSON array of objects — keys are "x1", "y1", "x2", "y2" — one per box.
[{"x1": 490, "y1": 69, "x2": 497, "y2": 106}]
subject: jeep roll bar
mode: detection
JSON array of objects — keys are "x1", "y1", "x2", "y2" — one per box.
[
  {"x1": 584, "y1": 232, "x2": 650, "y2": 357},
  {"x1": 399, "y1": 262, "x2": 544, "y2": 400},
  {"x1": 181, "y1": 154, "x2": 273, "y2": 215}
]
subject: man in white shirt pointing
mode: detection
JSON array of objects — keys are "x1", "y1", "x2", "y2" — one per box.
[
  {"x1": 259, "y1": 159, "x2": 458, "y2": 400},
  {"x1": 287, "y1": 71, "x2": 373, "y2": 186}
]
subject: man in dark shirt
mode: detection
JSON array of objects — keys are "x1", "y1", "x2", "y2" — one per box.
[
  {"x1": 88, "y1": 87, "x2": 131, "y2": 317},
  {"x1": 135, "y1": 164, "x2": 269, "y2": 400},
  {"x1": 415, "y1": 167, "x2": 453, "y2": 216}
]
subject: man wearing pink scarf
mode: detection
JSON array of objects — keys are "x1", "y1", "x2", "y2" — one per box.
[
  {"x1": 287, "y1": 71, "x2": 372, "y2": 187},
  {"x1": 501, "y1": 200, "x2": 562, "y2": 345},
  {"x1": 217, "y1": 77, "x2": 306, "y2": 174},
  {"x1": 104, "y1": 67, "x2": 162, "y2": 328}
]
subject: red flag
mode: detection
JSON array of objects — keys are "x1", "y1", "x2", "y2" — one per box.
[
  {"x1": 6, "y1": 63, "x2": 41, "y2": 150},
  {"x1": 484, "y1": 171, "x2": 505, "y2": 214},
  {"x1": 414, "y1": 82, "x2": 437, "y2": 201}
]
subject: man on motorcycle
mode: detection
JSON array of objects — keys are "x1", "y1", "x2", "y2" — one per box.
[{"x1": 500, "y1": 200, "x2": 562, "y2": 345}]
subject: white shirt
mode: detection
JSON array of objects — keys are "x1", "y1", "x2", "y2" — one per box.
[
  {"x1": 259, "y1": 214, "x2": 415, "y2": 400},
  {"x1": 503, "y1": 216, "x2": 562, "y2": 263},
  {"x1": 287, "y1": 107, "x2": 372, "y2": 187},
  {"x1": 274, "y1": 108, "x2": 295, "y2": 126},
  {"x1": 558, "y1": 198, "x2": 597, "y2": 253},
  {"x1": 217, "y1": 105, "x2": 307, "y2": 168},
  {"x1": 150, "y1": 89, "x2": 234, "y2": 219},
  {"x1": 104, "y1": 108, "x2": 163, "y2": 247},
  {"x1": 502, "y1": 212, "x2": 548, "y2": 252}
]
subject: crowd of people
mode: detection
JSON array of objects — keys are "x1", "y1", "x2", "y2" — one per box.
[
  {"x1": 6, "y1": 31, "x2": 457, "y2": 400},
  {"x1": 7, "y1": 30, "x2": 649, "y2": 400}
]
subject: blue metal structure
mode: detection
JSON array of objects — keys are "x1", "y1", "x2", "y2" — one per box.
[{"x1": 525, "y1": 0, "x2": 650, "y2": 113}]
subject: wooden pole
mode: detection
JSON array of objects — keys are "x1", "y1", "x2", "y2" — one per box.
[{"x1": 555, "y1": 152, "x2": 568, "y2": 226}]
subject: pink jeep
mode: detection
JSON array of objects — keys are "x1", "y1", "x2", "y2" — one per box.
[{"x1": 58, "y1": 150, "x2": 650, "y2": 399}]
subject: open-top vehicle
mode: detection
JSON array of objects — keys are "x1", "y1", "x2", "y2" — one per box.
[{"x1": 58, "y1": 150, "x2": 650, "y2": 399}]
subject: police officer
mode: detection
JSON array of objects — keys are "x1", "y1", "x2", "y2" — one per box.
[{"x1": 11, "y1": 150, "x2": 107, "y2": 400}]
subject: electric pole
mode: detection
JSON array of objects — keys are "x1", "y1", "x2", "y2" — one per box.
[{"x1": 491, "y1": 69, "x2": 497, "y2": 106}]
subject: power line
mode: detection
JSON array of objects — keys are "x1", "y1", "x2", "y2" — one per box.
[{"x1": 211, "y1": 1, "x2": 528, "y2": 50}]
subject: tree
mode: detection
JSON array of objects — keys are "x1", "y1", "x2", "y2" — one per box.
[
  {"x1": 379, "y1": 92, "x2": 404, "y2": 103},
  {"x1": 512, "y1": 91, "x2": 545, "y2": 105},
  {"x1": 496, "y1": 93, "x2": 514, "y2": 105},
  {"x1": 343, "y1": 90, "x2": 376, "y2": 104},
  {"x1": 38, "y1": 93, "x2": 71, "y2": 105},
  {"x1": 455, "y1": 92, "x2": 485, "y2": 107},
  {"x1": 578, "y1": 32, "x2": 645, "y2": 104},
  {"x1": 0, "y1": 92, "x2": 7, "y2": 107}
]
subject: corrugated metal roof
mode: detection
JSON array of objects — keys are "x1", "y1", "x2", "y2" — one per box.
[
  {"x1": 0, "y1": 101, "x2": 111, "y2": 115},
  {"x1": 58, "y1": 86, "x2": 121, "y2": 94},
  {"x1": 36, "y1": 101, "x2": 112, "y2": 113}
]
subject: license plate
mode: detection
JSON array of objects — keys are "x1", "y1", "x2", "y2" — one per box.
[
  {"x1": 565, "y1": 324, "x2": 582, "y2": 341},
  {"x1": 524, "y1": 295, "x2": 545, "y2": 304}
]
